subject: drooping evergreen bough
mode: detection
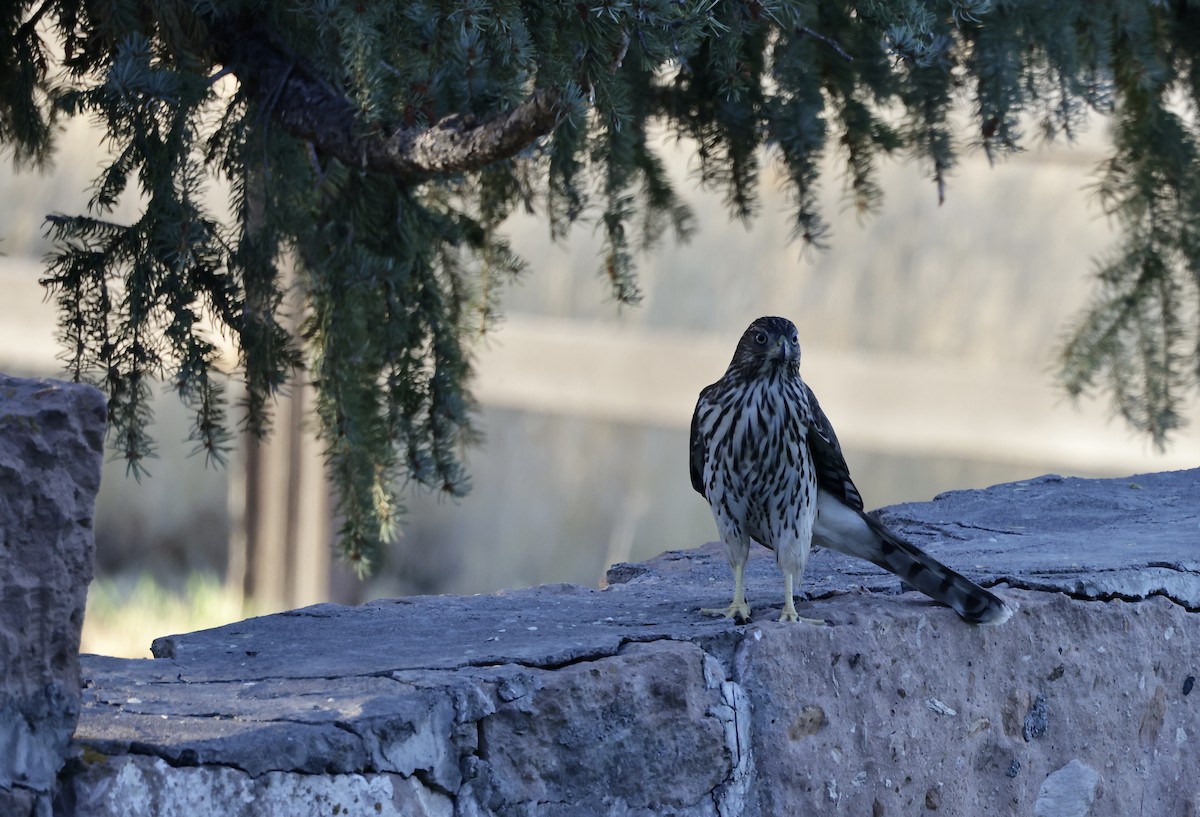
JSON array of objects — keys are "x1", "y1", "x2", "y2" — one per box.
[{"x1": 2, "y1": 0, "x2": 1197, "y2": 570}]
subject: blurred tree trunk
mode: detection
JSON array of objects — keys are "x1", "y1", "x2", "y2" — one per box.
[
  {"x1": 227, "y1": 369, "x2": 333, "y2": 612},
  {"x1": 224, "y1": 161, "x2": 333, "y2": 611}
]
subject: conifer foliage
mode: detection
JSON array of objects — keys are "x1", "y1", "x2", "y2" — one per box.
[{"x1": 2, "y1": 1, "x2": 1198, "y2": 569}]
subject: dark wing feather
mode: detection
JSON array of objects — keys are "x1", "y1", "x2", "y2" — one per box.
[
  {"x1": 689, "y1": 383, "x2": 717, "y2": 495},
  {"x1": 802, "y1": 382, "x2": 865, "y2": 511}
]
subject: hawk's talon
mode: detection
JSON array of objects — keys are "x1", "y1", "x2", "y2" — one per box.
[
  {"x1": 701, "y1": 603, "x2": 751, "y2": 624},
  {"x1": 779, "y1": 610, "x2": 828, "y2": 625},
  {"x1": 779, "y1": 593, "x2": 826, "y2": 624}
]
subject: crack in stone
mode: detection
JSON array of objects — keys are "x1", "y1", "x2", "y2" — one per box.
[
  {"x1": 410, "y1": 766, "x2": 455, "y2": 798},
  {"x1": 470, "y1": 648, "x2": 620, "y2": 673},
  {"x1": 468, "y1": 632, "x2": 693, "y2": 673},
  {"x1": 1145, "y1": 560, "x2": 1200, "y2": 572},
  {"x1": 951, "y1": 521, "x2": 1028, "y2": 535},
  {"x1": 122, "y1": 666, "x2": 460, "y2": 688},
  {"x1": 997, "y1": 577, "x2": 1199, "y2": 612},
  {"x1": 80, "y1": 743, "x2": 418, "y2": 782},
  {"x1": 875, "y1": 516, "x2": 1028, "y2": 541}
]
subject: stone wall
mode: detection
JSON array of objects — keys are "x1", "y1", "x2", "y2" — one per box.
[{"x1": 57, "y1": 470, "x2": 1200, "y2": 817}]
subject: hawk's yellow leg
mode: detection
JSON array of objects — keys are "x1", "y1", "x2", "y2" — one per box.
[
  {"x1": 701, "y1": 559, "x2": 751, "y2": 622},
  {"x1": 779, "y1": 573, "x2": 826, "y2": 625}
]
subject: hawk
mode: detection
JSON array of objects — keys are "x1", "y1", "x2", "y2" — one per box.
[{"x1": 690, "y1": 316, "x2": 1012, "y2": 625}]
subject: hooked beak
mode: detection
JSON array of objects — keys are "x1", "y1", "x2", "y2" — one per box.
[{"x1": 769, "y1": 336, "x2": 799, "y2": 364}]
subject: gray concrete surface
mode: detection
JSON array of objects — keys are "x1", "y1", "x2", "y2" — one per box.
[{"x1": 60, "y1": 469, "x2": 1200, "y2": 816}]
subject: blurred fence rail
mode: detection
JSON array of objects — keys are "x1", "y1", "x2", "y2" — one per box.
[{"x1": 473, "y1": 313, "x2": 1200, "y2": 474}]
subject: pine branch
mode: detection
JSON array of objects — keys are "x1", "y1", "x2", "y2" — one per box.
[
  {"x1": 796, "y1": 24, "x2": 853, "y2": 62},
  {"x1": 217, "y1": 23, "x2": 565, "y2": 181}
]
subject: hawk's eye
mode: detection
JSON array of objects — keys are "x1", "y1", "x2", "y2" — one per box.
[
  {"x1": 754, "y1": 331, "x2": 768, "y2": 345},
  {"x1": 791, "y1": 332, "x2": 798, "y2": 344}
]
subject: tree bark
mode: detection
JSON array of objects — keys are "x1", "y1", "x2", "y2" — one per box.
[{"x1": 216, "y1": 23, "x2": 565, "y2": 181}]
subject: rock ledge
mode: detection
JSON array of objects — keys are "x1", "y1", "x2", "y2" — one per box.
[{"x1": 61, "y1": 469, "x2": 1200, "y2": 816}]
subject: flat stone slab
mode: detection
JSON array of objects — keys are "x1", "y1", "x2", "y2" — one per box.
[
  {"x1": 874, "y1": 470, "x2": 1200, "y2": 606},
  {"x1": 64, "y1": 469, "x2": 1200, "y2": 816}
]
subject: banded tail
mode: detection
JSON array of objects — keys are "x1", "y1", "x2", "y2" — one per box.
[
  {"x1": 862, "y1": 513, "x2": 1012, "y2": 625},
  {"x1": 814, "y1": 491, "x2": 1012, "y2": 625}
]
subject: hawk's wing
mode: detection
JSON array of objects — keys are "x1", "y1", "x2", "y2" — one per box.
[
  {"x1": 802, "y1": 382, "x2": 865, "y2": 511},
  {"x1": 689, "y1": 383, "x2": 718, "y2": 496}
]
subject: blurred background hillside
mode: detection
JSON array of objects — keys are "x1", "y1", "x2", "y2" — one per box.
[{"x1": 3, "y1": 114, "x2": 1197, "y2": 656}]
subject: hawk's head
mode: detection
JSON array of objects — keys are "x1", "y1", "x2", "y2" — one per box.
[{"x1": 730, "y1": 316, "x2": 801, "y2": 376}]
